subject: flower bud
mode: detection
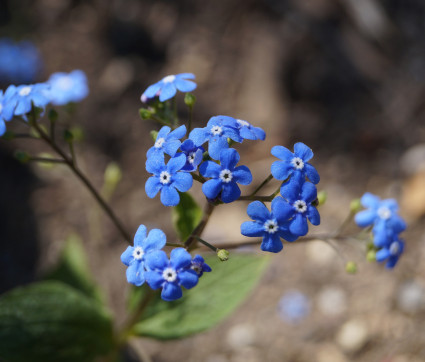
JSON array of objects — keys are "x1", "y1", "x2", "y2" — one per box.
[
  {"x1": 14, "y1": 150, "x2": 30, "y2": 164},
  {"x1": 150, "y1": 130, "x2": 158, "y2": 141},
  {"x1": 139, "y1": 108, "x2": 152, "y2": 120},
  {"x1": 345, "y1": 261, "x2": 357, "y2": 274},
  {"x1": 217, "y1": 249, "x2": 229, "y2": 261},
  {"x1": 184, "y1": 93, "x2": 196, "y2": 108},
  {"x1": 104, "y1": 162, "x2": 122, "y2": 191},
  {"x1": 350, "y1": 198, "x2": 362, "y2": 213},
  {"x1": 366, "y1": 250, "x2": 376, "y2": 262},
  {"x1": 63, "y1": 130, "x2": 74, "y2": 143},
  {"x1": 317, "y1": 190, "x2": 327, "y2": 206}
]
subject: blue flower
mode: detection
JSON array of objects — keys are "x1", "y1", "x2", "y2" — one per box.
[
  {"x1": 145, "y1": 153, "x2": 193, "y2": 206},
  {"x1": 190, "y1": 255, "x2": 212, "y2": 277},
  {"x1": 141, "y1": 73, "x2": 197, "y2": 102},
  {"x1": 10, "y1": 83, "x2": 51, "y2": 117},
  {"x1": 375, "y1": 238, "x2": 405, "y2": 269},
  {"x1": 189, "y1": 116, "x2": 242, "y2": 160},
  {"x1": 355, "y1": 193, "x2": 406, "y2": 247},
  {"x1": 199, "y1": 148, "x2": 252, "y2": 203},
  {"x1": 120, "y1": 225, "x2": 166, "y2": 286},
  {"x1": 278, "y1": 290, "x2": 310, "y2": 324},
  {"x1": 179, "y1": 139, "x2": 204, "y2": 172},
  {"x1": 271, "y1": 142, "x2": 320, "y2": 184},
  {"x1": 241, "y1": 198, "x2": 298, "y2": 253},
  {"x1": 224, "y1": 117, "x2": 266, "y2": 141},
  {"x1": 145, "y1": 248, "x2": 199, "y2": 301},
  {"x1": 281, "y1": 180, "x2": 320, "y2": 236},
  {"x1": 147, "y1": 125, "x2": 186, "y2": 159},
  {"x1": 0, "y1": 86, "x2": 18, "y2": 136},
  {"x1": 0, "y1": 38, "x2": 42, "y2": 84},
  {"x1": 47, "y1": 70, "x2": 89, "y2": 105}
]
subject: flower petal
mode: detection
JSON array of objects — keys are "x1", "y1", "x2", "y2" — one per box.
[
  {"x1": 145, "y1": 270, "x2": 164, "y2": 289},
  {"x1": 208, "y1": 136, "x2": 228, "y2": 160},
  {"x1": 175, "y1": 78, "x2": 197, "y2": 92},
  {"x1": 161, "y1": 282, "x2": 182, "y2": 301},
  {"x1": 159, "y1": 82, "x2": 177, "y2": 101},
  {"x1": 167, "y1": 153, "x2": 186, "y2": 173},
  {"x1": 143, "y1": 82, "x2": 161, "y2": 98},
  {"x1": 157, "y1": 126, "x2": 171, "y2": 139},
  {"x1": 221, "y1": 182, "x2": 240, "y2": 203},
  {"x1": 168, "y1": 125, "x2": 187, "y2": 140},
  {"x1": 271, "y1": 197, "x2": 294, "y2": 223},
  {"x1": 170, "y1": 248, "x2": 192, "y2": 270},
  {"x1": 271, "y1": 160, "x2": 292, "y2": 181},
  {"x1": 375, "y1": 248, "x2": 390, "y2": 262},
  {"x1": 307, "y1": 206, "x2": 320, "y2": 225},
  {"x1": 260, "y1": 233, "x2": 283, "y2": 253},
  {"x1": 173, "y1": 172, "x2": 193, "y2": 192},
  {"x1": 145, "y1": 250, "x2": 169, "y2": 270},
  {"x1": 354, "y1": 209, "x2": 376, "y2": 227},
  {"x1": 176, "y1": 73, "x2": 195, "y2": 80},
  {"x1": 304, "y1": 163, "x2": 320, "y2": 184},
  {"x1": 360, "y1": 192, "x2": 380, "y2": 209},
  {"x1": 121, "y1": 246, "x2": 134, "y2": 266},
  {"x1": 146, "y1": 153, "x2": 165, "y2": 174},
  {"x1": 219, "y1": 148, "x2": 240, "y2": 170},
  {"x1": 241, "y1": 221, "x2": 265, "y2": 237},
  {"x1": 189, "y1": 127, "x2": 209, "y2": 146},
  {"x1": 145, "y1": 176, "x2": 162, "y2": 198},
  {"x1": 301, "y1": 182, "x2": 317, "y2": 203},
  {"x1": 126, "y1": 261, "x2": 145, "y2": 286},
  {"x1": 202, "y1": 179, "x2": 222, "y2": 199},
  {"x1": 163, "y1": 140, "x2": 182, "y2": 157},
  {"x1": 199, "y1": 161, "x2": 221, "y2": 178},
  {"x1": 178, "y1": 270, "x2": 198, "y2": 289},
  {"x1": 246, "y1": 201, "x2": 270, "y2": 222},
  {"x1": 271, "y1": 145, "x2": 293, "y2": 162},
  {"x1": 143, "y1": 229, "x2": 166, "y2": 252},
  {"x1": 289, "y1": 213, "x2": 308, "y2": 236},
  {"x1": 160, "y1": 186, "x2": 180, "y2": 206},
  {"x1": 133, "y1": 225, "x2": 147, "y2": 246},
  {"x1": 294, "y1": 142, "x2": 314, "y2": 162},
  {"x1": 232, "y1": 165, "x2": 252, "y2": 185}
]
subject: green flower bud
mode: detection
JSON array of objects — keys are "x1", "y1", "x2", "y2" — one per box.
[
  {"x1": 184, "y1": 93, "x2": 196, "y2": 108},
  {"x1": 350, "y1": 198, "x2": 362, "y2": 213},
  {"x1": 317, "y1": 190, "x2": 327, "y2": 206},
  {"x1": 139, "y1": 108, "x2": 152, "y2": 120},
  {"x1": 345, "y1": 261, "x2": 358, "y2": 274},
  {"x1": 150, "y1": 130, "x2": 158, "y2": 142},
  {"x1": 37, "y1": 152, "x2": 56, "y2": 170},
  {"x1": 14, "y1": 150, "x2": 30, "y2": 164},
  {"x1": 217, "y1": 249, "x2": 229, "y2": 261},
  {"x1": 70, "y1": 126, "x2": 84, "y2": 142},
  {"x1": 366, "y1": 250, "x2": 376, "y2": 262},
  {"x1": 104, "y1": 162, "x2": 122, "y2": 190}
]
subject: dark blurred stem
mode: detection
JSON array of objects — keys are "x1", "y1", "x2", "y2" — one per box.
[
  {"x1": 192, "y1": 173, "x2": 206, "y2": 183},
  {"x1": 68, "y1": 141, "x2": 76, "y2": 166},
  {"x1": 30, "y1": 114, "x2": 132, "y2": 244},
  {"x1": 195, "y1": 236, "x2": 218, "y2": 252},
  {"x1": 249, "y1": 174, "x2": 273, "y2": 197},
  {"x1": 172, "y1": 97, "x2": 178, "y2": 127},
  {"x1": 184, "y1": 202, "x2": 215, "y2": 250},
  {"x1": 151, "y1": 115, "x2": 170, "y2": 127},
  {"x1": 188, "y1": 105, "x2": 193, "y2": 133},
  {"x1": 238, "y1": 184, "x2": 281, "y2": 202},
  {"x1": 30, "y1": 157, "x2": 66, "y2": 164},
  {"x1": 50, "y1": 118, "x2": 56, "y2": 142}
]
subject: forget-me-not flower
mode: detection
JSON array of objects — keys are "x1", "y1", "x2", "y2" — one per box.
[
  {"x1": 145, "y1": 153, "x2": 193, "y2": 206},
  {"x1": 375, "y1": 237, "x2": 404, "y2": 269},
  {"x1": 145, "y1": 248, "x2": 199, "y2": 301},
  {"x1": 47, "y1": 70, "x2": 89, "y2": 105},
  {"x1": 189, "y1": 116, "x2": 242, "y2": 160},
  {"x1": 224, "y1": 117, "x2": 266, "y2": 141},
  {"x1": 241, "y1": 198, "x2": 298, "y2": 253},
  {"x1": 199, "y1": 148, "x2": 252, "y2": 203},
  {"x1": 179, "y1": 139, "x2": 204, "y2": 172},
  {"x1": 281, "y1": 180, "x2": 320, "y2": 236},
  {"x1": 120, "y1": 224, "x2": 166, "y2": 286},
  {"x1": 0, "y1": 86, "x2": 18, "y2": 136},
  {"x1": 141, "y1": 73, "x2": 197, "y2": 102},
  {"x1": 190, "y1": 255, "x2": 212, "y2": 277},
  {"x1": 9, "y1": 83, "x2": 51, "y2": 117},
  {"x1": 147, "y1": 125, "x2": 186, "y2": 159},
  {"x1": 355, "y1": 193, "x2": 406, "y2": 247},
  {"x1": 271, "y1": 142, "x2": 320, "y2": 184}
]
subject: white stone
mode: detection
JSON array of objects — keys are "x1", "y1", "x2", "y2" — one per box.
[
  {"x1": 226, "y1": 323, "x2": 255, "y2": 349},
  {"x1": 336, "y1": 319, "x2": 369, "y2": 353},
  {"x1": 317, "y1": 286, "x2": 347, "y2": 317}
]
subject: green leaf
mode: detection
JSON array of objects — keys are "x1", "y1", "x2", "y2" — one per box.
[
  {"x1": 172, "y1": 192, "x2": 203, "y2": 241},
  {"x1": 0, "y1": 281, "x2": 114, "y2": 362},
  {"x1": 131, "y1": 253, "x2": 270, "y2": 339},
  {"x1": 44, "y1": 234, "x2": 103, "y2": 303}
]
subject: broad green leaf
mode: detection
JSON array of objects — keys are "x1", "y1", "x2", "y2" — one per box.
[
  {"x1": 172, "y1": 192, "x2": 203, "y2": 241},
  {"x1": 44, "y1": 234, "x2": 103, "y2": 302},
  {"x1": 0, "y1": 281, "x2": 114, "y2": 362},
  {"x1": 131, "y1": 253, "x2": 270, "y2": 339}
]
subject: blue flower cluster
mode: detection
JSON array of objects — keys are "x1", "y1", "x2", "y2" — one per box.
[
  {"x1": 145, "y1": 115, "x2": 265, "y2": 206},
  {"x1": 0, "y1": 70, "x2": 89, "y2": 136},
  {"x1": 0, "y1": 38, "x2": 42, "y2": 84},
  {"x1": 355, "y1": 193, "x2": 406, "y2": 268},
  {"x1": 241, "y1": 143, "x2": 321, "y2": 253},
  {"x1": 141, "y1": 73, "x2": 197, "y2": 102},
  {"x1": 121, "y1": 224, "x2": 211, "y2": 301}
]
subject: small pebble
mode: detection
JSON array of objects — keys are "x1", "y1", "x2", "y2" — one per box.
[{"x1": 336, "y1": 319, "x2": 369, "y2": 353}]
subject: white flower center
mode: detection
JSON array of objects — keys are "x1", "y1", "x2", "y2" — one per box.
[
  {"x1": 154, "y1": 137, "x2": 165, "y2": 148},
  {"x1": 56, "y1": 76, "x2": 73, "y2": 90},
  {"x1": 187, "y1": 152, "x2": 196, "y2": 164},
  {"x1": 389, "y1": 241, "x2": 400, "y2": 255},
  {"x1": 132, "y1": 246, "x2": 144, "y2": 260},
  {"x1": 377, "y1": 207, "x2": 392, "y2": 220},
  {"x1": 191, "y1": 264, "x2": 202, "y2": 275},
  {"x1": 264, "y1": 219, "x2": 279, "y2": 234},
  {"x1": 219, "y1": 169, "x2": 233, "y2": 183},
  {"x1": 291, "y1": 157, "x2": 304, "y2": 170},
  {"x1": 236, "y1": 119, "x2": 250, "y2": 128},
  {"x1": 294, "y1": 200, "x2": 307, "y2": 213},
  {"x1": 19, "y1": 86, "x2": 32, "y2": 96},
  {"x1": 159, "y1": 171, "x2": 171, "y2": 185},
  {"x1": 162, "y1": 267, "x2": 177, "y2": 282},
  {"x1": 211, "y1": 126, "x2": 223, "y2": 136},
  {"x1": 162, "y1": 75, "x2": 176, "y2": 83}
]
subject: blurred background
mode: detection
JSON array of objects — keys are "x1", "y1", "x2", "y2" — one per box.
[{"x1": 1, "y1": 0, "x2": 425, "y2": 361}]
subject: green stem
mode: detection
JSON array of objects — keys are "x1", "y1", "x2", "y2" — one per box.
[
  {"x1": 68, "y1": 141, "x2": 76, "y2": 166},
  {"x1": 192, "y1": 173, "x2": 206, "y2": 183},
  {"x1": 31, "y1": 116, "x2": 132, "y2": 244},
  {"x1": 30, "y1": 157, "x2": 66, "y2": 164},
  {"x1": 151, "y1": 115, "x2": 170, "y2": 127},
  {"x1": 187, "y1": 105, "x2": 193, "y2": 133},
  {"x1": 195, "y1": 236, "x2": 218, "y2": 252},
  {"x1": 184, "y1": 201, "x2": 215, "y2": 250},
  {"x1": 249, "y1": 174, "x2": 273, "y2": 197}
]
